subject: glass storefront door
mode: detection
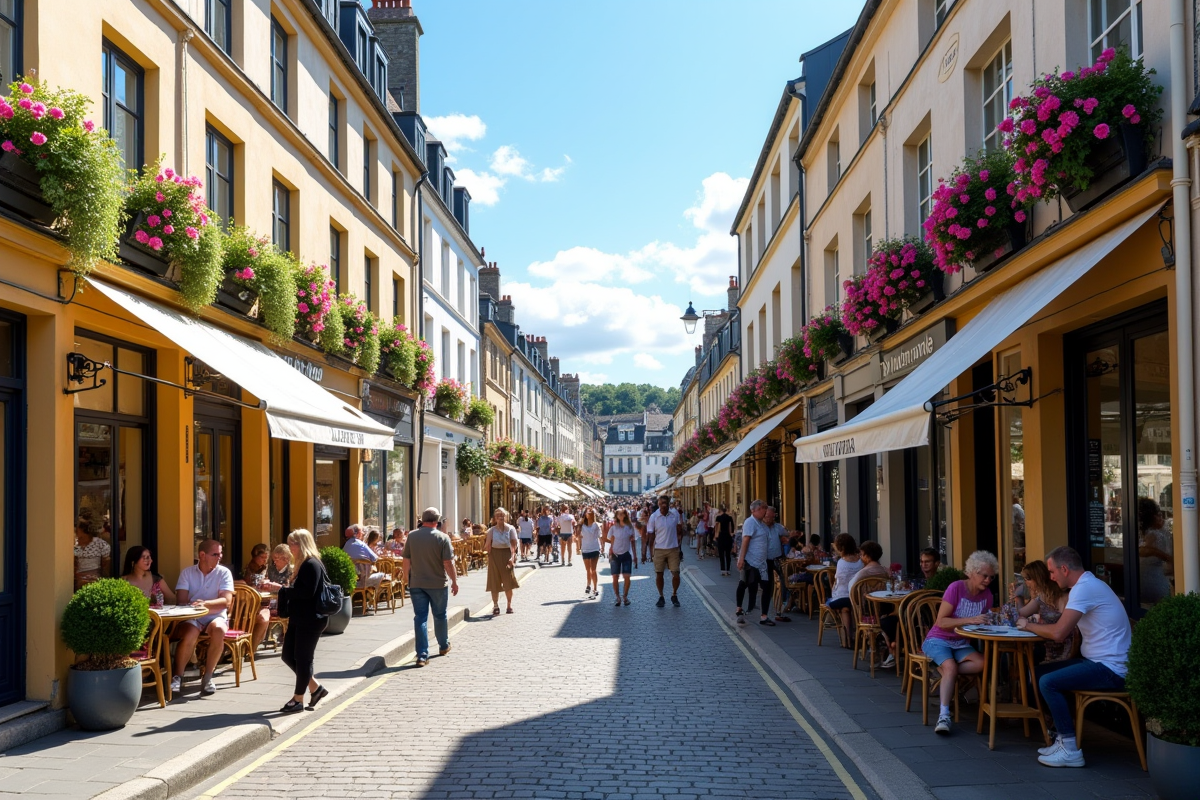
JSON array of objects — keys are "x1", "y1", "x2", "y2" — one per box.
[
  {"x1": 1067, "y1": 302, "x2": 1171, "y2": 615},
  {"x1": 0, "y1": 361, "x2": 24, "y2": 705},
  {"x1": 314, "y1": 448, "x2": 348, "y2": 549},
  {"x1": 194, "y1": 417, "x2": 239, "y2": 565}
]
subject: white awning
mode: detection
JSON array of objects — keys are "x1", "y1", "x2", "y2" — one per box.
[
  {"x1": 91, "y1": 280, "x2": 395, "y2": 450},
  {"x1": 679, "y1": 451, "x2": 727, "y2": 487},
  {"x1": 544, "y1": 477, "x2": 583, "y2": 499},
  {"x1": 498, "y1": 468, "x2": 565, "y2": 500},
  {"x1": 704, "y1": 399, "x2": 803, "y2": 484},
  {"x1": 793, "y1": 204, "x2": 1162, "y2": 463}
]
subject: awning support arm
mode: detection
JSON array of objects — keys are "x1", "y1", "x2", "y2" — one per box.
[
  {"x1": 923, "y1": 367, "x2": 1036, "y2": 427},
  {"x1": 64, "y1": 352, "x2": 266, "y2": 411}
]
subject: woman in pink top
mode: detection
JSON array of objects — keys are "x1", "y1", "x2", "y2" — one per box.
[{"x1": 922, "y1": 550, "x2": 998, "y2": 735}]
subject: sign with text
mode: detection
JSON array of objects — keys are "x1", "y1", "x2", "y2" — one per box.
[{"x1": 879, "y1": 319, "x2": 955, "y2": 384}]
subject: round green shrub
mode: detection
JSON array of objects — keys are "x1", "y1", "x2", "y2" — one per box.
[
  {"x1": 61, "y1": 579, "x2": 149, "y2": 666},
  {"x1": 925, "y1": 566, "x2": 966, "y2": 594},
  {"x1": 319, "y1": 546, "x2": 358, "y2": 596},
  {"x1": 1126, "y1": 592, "x2": 1200, "y2": 746}
]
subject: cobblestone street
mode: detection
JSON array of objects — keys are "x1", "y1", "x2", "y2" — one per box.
[{"x1": 195, "y1": 562, "x2": 874, "y2": 800}]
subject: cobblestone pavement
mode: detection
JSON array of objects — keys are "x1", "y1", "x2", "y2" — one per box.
[{"x1": 200, "y1": 560, "x2": 875, "y2": 800}]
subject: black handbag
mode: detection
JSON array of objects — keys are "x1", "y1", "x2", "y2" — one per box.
[
  {"x1": 314, "y1": 564, "x2": 344, "y2": 618},
  {"x1": 276, "y1": 590, "x2": 291, "y2": 619}
]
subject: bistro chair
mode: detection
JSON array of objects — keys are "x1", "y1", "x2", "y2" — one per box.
[
  {"x1": 814, "y1": 568, "x2": 845, "y2": 648},
  {"x1": 197, "y1": 586, "x2": 259, "y2": 687},
  {"x1": 350, "y1": 559, "x2": 377, "y2": 615},
  {"x1": 470, "y1": 535, "x2": 489, "y2": 571},
  {"x1": 1074, "y1": 690, "x2": 1147, "y2": 771},
  {"x1": 777, "y1": 560, "x2": 808, "y2": 616},
  {"x1": 850, "y1": 577, "x2": 887, "y2": 676},
  {"x1": 374, "y1": 558, "x2": 398, "y2": 614},
  {"x1": 901, "y1": 592, "x2": 976, "y2": 725},
  {"x1": 891, "y1": 590, "x2": 936, "y2": 678},
  {"x1": 136, "y1": 610, "x2": 169, "y2": 707}
]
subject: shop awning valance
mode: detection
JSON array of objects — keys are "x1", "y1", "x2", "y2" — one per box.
[
  {"x1": 91, "y1": 280, "x2": 395, "y2": 450},
  {"x1": 793, "y1": 203, "x2": 1161, "y2": 463},
  {"x1": 498, "y1": 468, "x2": 559, "y2": 499},
  {"x1": 679, "y1": 450, "x2": 729, "y2": 488},
  {"x1": 703, "y1": 399, "x2": 804, "y2": 485}
]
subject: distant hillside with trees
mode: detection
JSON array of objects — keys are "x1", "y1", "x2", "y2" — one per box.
[{"x1": 580, "y1": 383, "x2": 682, "y2": 416}]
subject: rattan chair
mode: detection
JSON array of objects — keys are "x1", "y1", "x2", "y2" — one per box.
[
  {"x1": 891, "y1": 590, "x2": 936, "y2": 678},
  {"x1": 197, "y1": 585, "x2": 259, "y2": 687},
  {"x1": 851, "y1": 577, "x2": 888, "y2": 675},
  {"x1": 1074, "y1": 690, "x2": 1147, "y2": 770},
  {"x1": 350, "y1": 559, "x2": 377, "y2": 615},
  {"x1": 777, "y1": 560, "x2": 808, "y2": 616},
  {"x1": 137, "y1": 610, "x2": 169, "y2": 706},
  {"x1": 814, "y1": 567, "x2": 845, "y2": 647},
  {"x1": 374, "y1": 558, "x2": 398, "y2": 614},
  {"x1": 901, "y1": 591, "x2": 976, "y2": 725}
]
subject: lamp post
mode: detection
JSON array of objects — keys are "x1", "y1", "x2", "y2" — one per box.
[{"x1": 680, "y1": 301, "x2": 700, "y2": 335}]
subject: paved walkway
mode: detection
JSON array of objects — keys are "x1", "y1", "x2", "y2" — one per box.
[
  {"x1": 0, "y1": 560, "x2": 538, "y2": 800},
  {"x1": 188, "y1": 558, "x2": 875, "y2": 800},
  {"x1": 683, "y1": 549, "x2": 1154, "y2": 800}
]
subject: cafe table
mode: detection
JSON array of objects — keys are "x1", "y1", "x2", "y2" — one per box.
[
  {"x1": 807, "y1": 563, "x2": 834, "y2": 573},
  {"x1": 153, "y1": 605, "x2": 207, "y2": 683},
  {"x1": 955, "y1": 624, "x2": 1051, "y2": 750}
]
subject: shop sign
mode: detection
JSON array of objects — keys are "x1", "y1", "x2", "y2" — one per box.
[
  {"x1": 278, "y1": 354, "x2": 324, "y2": 382},
  {"x1": 809, "y1": 391, "x2": 837, "y2": 427},
  {"x1": 362, "y1": 382, "x2": 414, "y2": 444},
  {"x1": 879, "y1": 319, "x2": 955, "y2": 384}
]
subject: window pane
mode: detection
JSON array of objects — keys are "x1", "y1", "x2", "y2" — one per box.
[
  {"x1": 1134, "y1": 331, "x2": 1172, "y2": 609},
  {"x1": 73, "y1": 336, "x2": 114, "y2": 412},
  {"x1": 0, "y1": 320, "x2": 12, "y2": 377},
  {"x1": 363, "y1": 452, "x2": 383, "y2": 531},
  {"x1": 0, "y1": 13, "x2": 15, "y2": 96},
  {"x1": 116, "y1": 347, "x2": 144, "y2": 416},
  {"x1": 118, "y1": 426, "x2": 143, "y2": 556},
  {"x1": 386, "y1": 447, "x2": 409, "y2": 533},
  {"x1": 314, "y1": 458, "x2": 341, "y2": 550},
  {"x1": 76, "y1": 421, "x2": 114, "y2": 589},
  {"x1": 1085, "y1": 345, "x2": 1125, "y2": 604}
]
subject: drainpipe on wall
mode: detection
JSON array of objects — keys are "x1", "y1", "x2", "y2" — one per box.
[
  {"x1": 1170, "y1": 0, "x2": 1199, "y2": 593},
  {"x1": 176, "y1": 29, "x2": 194, "y2": 173},
  {"x1": 412, "y1": 172, "x2": 431, "y2": 512}
]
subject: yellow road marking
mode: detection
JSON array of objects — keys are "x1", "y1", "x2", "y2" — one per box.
[{"x1": 684, "y1": 571, "x2": 870, "y2": 800}]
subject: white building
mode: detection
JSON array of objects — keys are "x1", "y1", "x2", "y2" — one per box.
[{"x1": 601, "y1": 412, "x2": 674, "y2": 496}]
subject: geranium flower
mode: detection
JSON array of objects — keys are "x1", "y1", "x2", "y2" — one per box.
[
  {"x1": 162, "y1": 208, "x2": 172, "y2": 217},
  {"x1": 134, "y1": 229, "x2": 150, "y2": 244},
  {"x1": 48, "y1": 107, "x2": 64, "y2": 120},
  {"x1": 0, "y1": 140, "x2": 14, "y2": 152},
  {"x1": 1093, "y1": 123, "x2": 1110, "y2": 139},
  {"x1": 147, "y1": 214, "x2": 161, "y2": 228},
  {"x1": 82, "y1": 120, "x2": 95, "y2": 132},
  {"x1": 148, "y1": 236, "x2": 163, "y2": 250},
  {"x1": 18, "y1": 83, "x2": 32, "y2": 94},
  {"x1": 1014, "y1": 210, "x2": 1026, "y2": 223},
  {"x1": 185, "y1": 226, "x2": 199, "y2": 239},
  {"x1": 162, "y1": 224, "x2": 174, "y2": 235}
]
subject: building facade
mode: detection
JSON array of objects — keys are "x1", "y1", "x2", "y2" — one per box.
[{"x1": 602, "y1": 412, "x2": 673, "y2": 495}]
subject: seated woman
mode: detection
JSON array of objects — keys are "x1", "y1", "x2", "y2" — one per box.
[
  {"x1": 74, "y1": 514, "x2": 111, "y2": 590},
  {"x1": 365, "y1": 530, "x2": 385, "y2": 556},
  {"x1": 1014, "y1": 559, "x2": 1074, "y2": 665},
  {"x1": 923, "y1": 550, "x2": 997, "y2": 735},
  {"x1": 387, "y1": 528, "x2": 407, "y2": 554},
  {"x1": 266, "y1": 544, "x2": 294, "y2": 586},
  {"x1": 122, "y1": 546, "x2": 176, "y2": 605},
  {"x1": 240, "y1": 543, "x2": 270, "y2": 585},
  {"x1": 825, "y1": 533, "x2": 864, "y2": 647}
]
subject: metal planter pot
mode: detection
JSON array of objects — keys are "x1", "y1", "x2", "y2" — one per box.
[
  {"x1": 68, "y1": 665, "x2": 141, "y2": 731},
  {"x1": 0, "y1": 151, "x2": 56, "y2": 225},
  {"x1": 322, "y1": 596, "x2": 353, "y2": 635},
  {"x1": 119, "y1": 213, "x2": 171, "y2": 277},
  {"x1": 215, "y1": 275, "x2": 258, "y2": 316},
  {"x1": 1061, "y1": 122, "x2": 1148, "y2": 214},
  {"x1": 972, "y1": 220, "x2": 1030, "y2": 274},
  {"x1": 1148, "y1": 732, "x2": 1200, "y2": 800}
]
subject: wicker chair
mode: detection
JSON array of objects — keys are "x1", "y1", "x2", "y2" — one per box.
[
  {"x1": 198, "y1": 585, "x2": 259, "y2": 687},
  {"x1": 850, "y1": 577, "x2": 888, "y2": 675},
  {"x1": 350, "y1": 559, "x2": 377, "y2": 615},
  {"x1": 890, "y1": 590, "x2": 936, "y2": 678},
  {"x1": 1074, "y1": 690, "x2": 1147, "y2": 770},
  {"x1": 777, "y1": 560, "x2": 809, "y2": 616},
  {"x1": 814, "y1": 567, "x2": 845, "y2": 647},
  {"x1": 137, "y1": 610, "x2": 169, "y2": 706},
  {"x1": 374, "y1": 558, "x2": 398, "y2": 614},
  {"x1": 901, "y1": 591, "x2": 977, "y2": 725}
]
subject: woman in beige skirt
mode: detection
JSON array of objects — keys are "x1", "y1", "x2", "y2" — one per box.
[{"x1": 485, "y1": 507, "x2": 520, "y2": 615}]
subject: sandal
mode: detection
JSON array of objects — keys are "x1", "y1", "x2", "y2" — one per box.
[
  {"x1": 492, "y1": 605, "x2": 500, "y2": 616},
  {"x1": 506, "y1": 607, "x2": 514, "y2": 614}
]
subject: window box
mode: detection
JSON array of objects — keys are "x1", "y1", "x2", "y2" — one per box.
[
  {"x1": 866, "y1": 318, "x2": 899, "y2": 344},
  {"x1": 831, "y1": 333, "x2": 855, "y2": 365},
  {"x1": 0, "y1": 151, "x2": 55, "y2": 225},
  {"x1": 1061, "y1": 123, "x2": 1148, "y2": 214},
  {"x1": 972, "y1": 220, "x2": 1030, "y2": 274},
  {"x1": 907, "y1": 271, "x2": 946, "y2": 316},
  {"x1": 215, "y1": 273, "x2": 258, "y2": 316},
  {"x1": 118, "y1": 212, "x2": 170, "y2": 277}
]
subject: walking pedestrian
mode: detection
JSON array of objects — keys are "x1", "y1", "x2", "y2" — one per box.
[
  {"x1": 579, "y1": 508, "x2": 603, "y2": 599},
  {"x1": 516, "y1": 509, "x2": 535, "y2": 561},
  {"x1": 485, "y1": 507, "x2": 519, "y2": 615},
  {"x1": 536, "y1": 506, "x2": 555, "y2": 565},
  {"x1": 695, "y1": 502, "x2": 711, "y2": 560},
  {"x1": 555, "y1": 504, "x2": 577, "y2": 566},
  {"x1": 735, "y1": 500, "x2": 771, "y2": 626},
  {"x1": 714, "y1": 503, "x2": 734, "y2": 575},
  {"x1": 402, "y1": 507, "x2": 460, "y2": 667},
  {"x1": 603, "y1": 508, "x2": 638, "y2": 606},
  {"x1": 265, "y1": 529, "x2": 329, "y2": 714},
  {"x1": 643, "y1": 495, "x2": 684, "y2": 608}
]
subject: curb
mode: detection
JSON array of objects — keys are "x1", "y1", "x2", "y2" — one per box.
[
  {"x1": 683, "y1": 568, "x2": 936, "y2": 800},
  {"x1": 92, "y1": 564, "x2": 543, "y2": 800}
]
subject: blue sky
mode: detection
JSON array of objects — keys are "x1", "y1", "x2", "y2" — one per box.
[{"x1": 405, "y1": 0, "x2": 863, "y2": 388}]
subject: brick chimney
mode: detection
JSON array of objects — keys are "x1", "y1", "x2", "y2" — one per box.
[
  {"x1": 496, "y1": 294, "x2": 515, "y2": 324},
  {"x1": 368, "y1": 1, "x2": 423, "y2": 114},
  {"x1": 560, "y1": 372, "x2": 580, "y2": 402},
  {"x1": 533, "y1": 336, "x2": 549, "y2": 363},
  {"x1": 695, "y1": 345, "x2": 703, "y2": 365},
  {"x1": 479, "y1": 261, "x2": 500, "y2": 300},
  {"x1": 727, "y1": 275, "x2": 739, "y2": 311},
  {"x1": 549, "y1": 356, "x2": 560, "y2": 378},
  {"x1": 703, "y1": 311, "x2": 729, "y2": 352}
]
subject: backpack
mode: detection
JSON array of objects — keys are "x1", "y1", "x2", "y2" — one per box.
[{"x1": 314, "y1": 563, "x2": 344, "y2": 618}]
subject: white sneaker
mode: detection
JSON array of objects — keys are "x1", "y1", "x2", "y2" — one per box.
[
  {"x1": 881, "y1": 654, "x2": 896, "y2": 669},
  {"x1": 200, "y1": 676, "x2": 217, "y2": 696},
  {"x1": 170, "y1": 675, "x2": 182, "y2": 694},
  {"x1": 1038, "y1": 741, "x2": 1085, "y2": 768},
  {"x1": 935, "y1": 714, "x2": 951, "y2": 735},
  {"x1": 1038, "y1": 735, "x2": 1063, "y2": 756}
]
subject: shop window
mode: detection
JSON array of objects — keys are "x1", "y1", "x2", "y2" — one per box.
[
  {"x1": 314, "y1": 449, "x2": 348, "y2": 550},
  {"x1": 0, "y1": 1, "x2": 22, "y2": 96},
  {"x1": 101, "y1": 40, "x2": 143, "y2": 170},
  {"x1": 1089, "y1": 0, "x2": 1142, "y2": 61}
]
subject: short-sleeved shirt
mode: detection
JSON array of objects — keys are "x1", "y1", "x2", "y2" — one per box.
[
  {"x1": 764, "y1": 523, "x2": 786, "y2": 559},
  {"x1": 925, "y1": 579, "x2": 993, "y2": 644},
  {"x1": 176, "y1": 563, "x2": 235, "y2": 626},
  {"x1": 646, "y1": 509, "x2": 682, "y2": 549},
  {"x1": 536, "y1": 515, "x2": 554, "y2": 536},
  {"x1": 715, "y1": 513, "x2": 734, "y2": 538},
  {"x1": 579, "y1": 523, "x2": 602, "y2": 552},
  {"x1": 486, "y1": 524, "x2": 518, "y2": 550},
  {"x1": 740, "y1": 517, "x2": 768, "y2": 577},
  {"x1": 1067, "y1": 571, "x2": 1132, "y2": 676},
  {"x1": 830, "y1": 558, "x2": 865, "y2": 600},
  {"x1": 403, "y1": 527, "x2": 454, "y2": 589},
  {"x1": 608, "y1": 524, "x2": 636, "y2": 556},
  {"x1": 517, "y1": 518, "x2": 535, "y2": 539},
  {"x1": 556, "y1": 514, "x2": 576, "y2": 535},
  {"x1": 74, "y1": 537, "x2": 111, "y2": 572}
]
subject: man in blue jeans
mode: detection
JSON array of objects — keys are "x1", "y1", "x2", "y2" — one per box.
[
  {"x1": 402, "y1": 507, "x2": 459, "y2": 667},
  {"x1": 1017, "y1": 545, "x2": 1131, "y2": 768}
]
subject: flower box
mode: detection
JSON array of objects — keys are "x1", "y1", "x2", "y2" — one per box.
[
  {"x1": 972, "y1": 220, "x2": 1030, "y2": 274},
  {"x1": 0, "y1": 151, "x2": 55, "y2": 225},
  {"x1": 907, "y1": 271, "x2": 946, "y2": 315},
  {"x1": 812, "y1": 360, "x2": 827, "y2": 381},
  {"x1": 866, "y1": 318, "x2": 898, "y2": 344},
  {"x1": 831, "y1": 333, "x2": 854, "y2": 365},
  {"x1": 118, "y1": 212, "x2": 170, "y2": 277},
  {"x1": 1061, "y1": 123, "x2": 1147, "y2": 213},
  {"x1": 215, "y1": 274, "x2": 258, "y2": 316}
]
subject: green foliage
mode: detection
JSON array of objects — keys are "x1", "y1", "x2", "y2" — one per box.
[
  {"x1": 223, "y1": 227, "x2": 297, "y2": 342},
  {"x1": 379, "y1": 320, "x2": 418, "y2": 386},
  {"x1": 433, "y1": 378, "x2": 469, "y2": 420},
  {"x1": 333, "y1": 294, "x2": 380, "y2": 373},
  {"x1": 925, "y1": 566, "x2": 966, "y2": 593},
  {"x1": 319, "y1": 546, "x2": 358, "y2": 596},
  {"x1": 456, "y1": 441, "x2": 493, "y2": 485},
  {"x1": 463, "y1": 397, "x2": 495, "y2": 430},
  {"x1": 61, "y1": 579, "x2": 149, "y2": 665},
  {"x1": 126, "y1": 158, "x2": 223, "y2": 312},
  {"x1": 0, "y1": 77, "x2": 126, "y2": 275},
  {"x1": 579, "y1": 383, "x2": 682, "y2": 416},
  {"x1": 1126, "y1": 592, "x2": 1200, "y2": 746}
]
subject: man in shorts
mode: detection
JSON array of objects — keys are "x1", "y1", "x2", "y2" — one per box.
[
  {"x1": 172, "y1": 538, "x2": 234, "y2": 696},
  {"x1": 642, "y1": 495, "x2": 683, "y2": 607},
  {"x1": 535, "y1": 506, "x2": 554, "y2": 565},
  {"x1": 516, "y1": 509, "x2": 535, "y2": 561},
  {"x1": 555, "y1": 504, "x2": 577, "y2": 567}
]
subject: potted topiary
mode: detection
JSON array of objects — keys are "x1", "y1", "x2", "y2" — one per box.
[
  {"x1": 924, "y1": 566, "x2": 966, "y2": 594},
  {"x1": 318, "y1": 546, "x2": 357, "y2": 635},
  {"x1": 463, "y1": 396, "x2": 495, "y2": 430},
  {"x1": 1126, "y1": 592, "x2": 1200, "y2": 799},
  {"x1": 61, "y1": 579, "x2": 150, "y2": 730}
]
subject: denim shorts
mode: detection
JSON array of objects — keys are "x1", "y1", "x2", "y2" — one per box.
[
  {"x1": 922, "y1": 637, "x2": 978, "y2": 666},
  {"x1": 609, "y1": 552, "x2": 633, "y2": 575},
  {"x1": 559, "y1": 533, "x2": 575, "y2": 542},
  {"x1": 581, "y1": 550, "x2": 600, "y2": 560}
]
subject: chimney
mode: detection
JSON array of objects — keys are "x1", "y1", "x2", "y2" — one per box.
[
  {"x1": 368, "y1": 1, "x2": 423, "y2": 114},
  {"x1": 496, "y1": 294, "x2": 515, "y2": 324},
  {"x1": 478, "y1": 262, "x2": 501, "y2": 300},
  {"x1": 695, "y1": 345, "x2": 703, "y2": 365},
  {"x1": 703, "y1": 311, "x2": 728, "y2": 351},
  {"x1": 549, "y1": 356, "x2": 560, "y2": 378},
  {"x1": 727, "y1": 275, "x2": 739, "y2": 311},
  {"x1": 533, "y1": 336, "x2": 549, "y2": 363}
]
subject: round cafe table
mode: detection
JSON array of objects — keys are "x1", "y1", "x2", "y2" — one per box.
[
  {"x1": 154, "y1": 605, "x2": 207, "y2": 686},
  {"x1": 955, "y1": 625, "x2": 1051, "y2": 750},
  {"x1": 807, "y1": 563, "x2": 834, "y2": 573}
]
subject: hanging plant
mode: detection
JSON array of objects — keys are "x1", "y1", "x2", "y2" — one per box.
[
  {"x1": 463, "y1": 397, "x2": 495, "y2": 430},
  {"x1": 778, "y1": 334, "x2": 818, "y2": 383},
  {"x1": 803, "y1": 307, "x2": 846, "y2": 363},
  {"x1": 526, "y1": 449, "x2": 543, "y2": 471},
  {"x1": 126, "y1": 159, "x2": 222, "y2": 311},
  {"x1": 432, "y1": 378, "x2": 468, "y2": 420},
  {"x1": 1002, "y1": 47, "x2": 1162, "y2": 202},
  {"x1": 334, "y1": 293, "x2": 380, "y2": 373},
  {"x1": 844, "y1": 237, "x2": 937, "y2": 331},
  {"x1": 379, "y1": 320, "x2": 418, "y2": 386},
  {"x1": 222, "y1": 227, "x2": 297, "y2": 341},
  {"x1": 456, "y1": 441, "x2": 493, "y2": 485},
  {"x1": 294, "y1": 263, "x2": 342, "y2": 352},
  {"x1": 0, "y1": 75, "x2": 126, "y2": 275},
  {"x1": 923, "y1": 151, "x2": 1030, "y2": 273},
  {"x1": 413, "y1": 339, "x2": 436, "y2": 396}
]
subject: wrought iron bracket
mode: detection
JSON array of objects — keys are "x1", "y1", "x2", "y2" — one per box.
[
  {"x1": 184, "y1": 357, "x2": 222, "y2": 398},
  {"x1": 925, "y1": 367, "x2": 1036, "y2": 427},
  {"x1": 1158, "y1": 207, "x2": 1175, "y2": 268},
  {"x1": 63, "y1": 351, "x2": 263, "y2": 410},
  {"x1": 64, "y1": 352, "x2": 108, "y2": 395}
]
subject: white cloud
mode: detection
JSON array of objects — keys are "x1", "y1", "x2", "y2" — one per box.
[
  {"x1": 526, "y1": 246, "x2": 655, "y2": 285},
  {"x1": 490, "y1": 145, "x2": 529, "y2": 177},
  {"x1": 634, "y1": 353, "x2": 664, "y2": 370},
  {"x1": 451, "y1": 168, "x2": 505, "y2": 206},
  {"x1": 575, "y1": 370, "x2": 610, "y2": 384},
  {"x1": 423, "y1": 114, "x2": 487, "y2": 160},
  {"x1": 684, "y1": 172, "x2": 748, "y2": 233}
]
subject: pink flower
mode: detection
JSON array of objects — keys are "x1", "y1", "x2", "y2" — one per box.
[
  {"x1": 155, "y1": 174, "x2": 164, "y2": 183},
  {"x1": 134, "y1": 229, "x2": 150, "y2": 244},
  {"x1": 1020, "y1": 119, "x2": 1037, "y2": 135},
  {"x1": 1062, "y1": 71, "x2": 1076, "y2": 81},
  {"x1": 1014, "y1": 210, "x2": 1027, "y2": 223},
  {"x1": 162, "y1": 208, "x2": 172, "y2": 217},
  {"x1": 1099, "y1": 47, "x2": 1116, "y2": 63},
  {"x1": 1094, "y1": 123, "x2": 1110, "y2": 139},
  {"x1": 155, "y1": 191, "x2": 165, "y2": 202},
  {"x1": 17, "y1": 98, "x2": 31, "y2": 110},
  {"x1": 977, "y1": 219, "x2": 988, "y2": 228},
  {"x1": 162, "y1": 224, "x2": 174, "y2": 235},
  {"x1": 0, "y1": 140, "x2": 13, "y2": 152},
  {"x1": 997, "y1": 116, "x2": 1015, "y2": 134},
  {"x1": 148, "y1": 236, "x2": 163, "y2": 251},
  {"x1": 0, "y1": 105, "x2": 11, "y2": 120},
  {"x1": 29, "y1": 131, "x2": 46, "y2": 145},
  {"x1": 248, "y1": 247, "x2": 258, "y2": 257},
  {"x1": 185, "y1": 226, "x2": 199, "y2": 239},
  {"x1": 979, "y1": 170, "x2": 990, "y2": 182},
  {"x1": 958, "y1": 194, "x2": 970, "y2": 204},
  {"x1": 82, "y1": 120, "x2": 95, "y2": 132},
  {"x1": 297, "y1": 302, "x2": 310, "y2": 313},
  {"x1": 29, "y1": 102, "x2": 45, "y2": 119},
  {"x1": 18, "y1": 83, "x2": 32, "y2": 94},
  {"x1": 985, "y1": 187, "x2": 997, "y2": 201},
  {"x1": 48, "y1": 107, "x2": 64, "y2": 120},
  {"x1": 147, "y1": 214, "x2": 161, "y2": 228},
  {"x1": 1034, "y1": 86, "x2": 1050, "y2": 99},
  {"x1": 164, "y1": 167, "x2": 174, "y2": 178},
  {"x1": 1131, "y1": 114, "x2": 1141, "y2": 124},
  {"x1": 1122, "y1": 104, "x2": 1138, "y2": 119},
  {"x1": 984, "y1": 206, "x2": 996, "y2": 216},
  {"x1": 1083, "y1": 97, "x2": 1099, "y2": 115}
]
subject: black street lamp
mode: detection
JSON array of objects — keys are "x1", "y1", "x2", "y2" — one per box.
[{"x1": 680, "y1": 301, "x2": 700, "y2": 335}]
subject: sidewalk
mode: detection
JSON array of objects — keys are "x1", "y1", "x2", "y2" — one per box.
[
  {"x1": 682, "y1": 549, "x2": 1154, "y2": 800},
  {"x1": 0, "y1": 561, "x2": 541, "y2": 800}
]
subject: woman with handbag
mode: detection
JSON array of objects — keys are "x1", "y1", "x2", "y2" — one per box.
[{"x1": 262, "y1": 529, "x2": 330, "y2": 714}]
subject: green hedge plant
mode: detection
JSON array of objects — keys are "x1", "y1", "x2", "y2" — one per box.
[
  {"x1": 925, "y1": 566, "x2": 966, "y2": 593},
  {"x1": 61, "y1": 578, "x2": 149, "y2": 670},
  {"x1": 319, "y1": 546, "x2": 358, "y2": 596},
  {"x1": 1126, "y1": 592, "x2": 1200, "y2": 746}
]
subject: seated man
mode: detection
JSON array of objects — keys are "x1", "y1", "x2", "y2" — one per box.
[
  {"x1": 343, "y1": 524, "x2": 387, "y2": 592},
  {"x1": 1018, "y1": 545, "x2": 1131, "y2": 768},
  {"x1": 172, "y1": 538, "x2": 235, "y2": 696}
]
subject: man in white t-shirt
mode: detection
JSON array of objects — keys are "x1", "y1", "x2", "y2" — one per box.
[
  {"x1": 1018, "y1": 545, "x2": 1132, "y2": 769},
  {"x1": 516, "y1": 510, "x2": 535, "y2": 562},
  {"x1": 172, "y1": 538, "x2": 235, "y2": 696},
  {"x1": 642, "y1": 495, "x2": 683, "y2": 607},
  {"x1": 554, "y1": 505, "x2": 577, "y2": 567}
]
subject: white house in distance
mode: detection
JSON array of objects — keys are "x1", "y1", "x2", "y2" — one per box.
[{"x1": 601, "y1": 412, "x2": 674, "y2": 496}]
